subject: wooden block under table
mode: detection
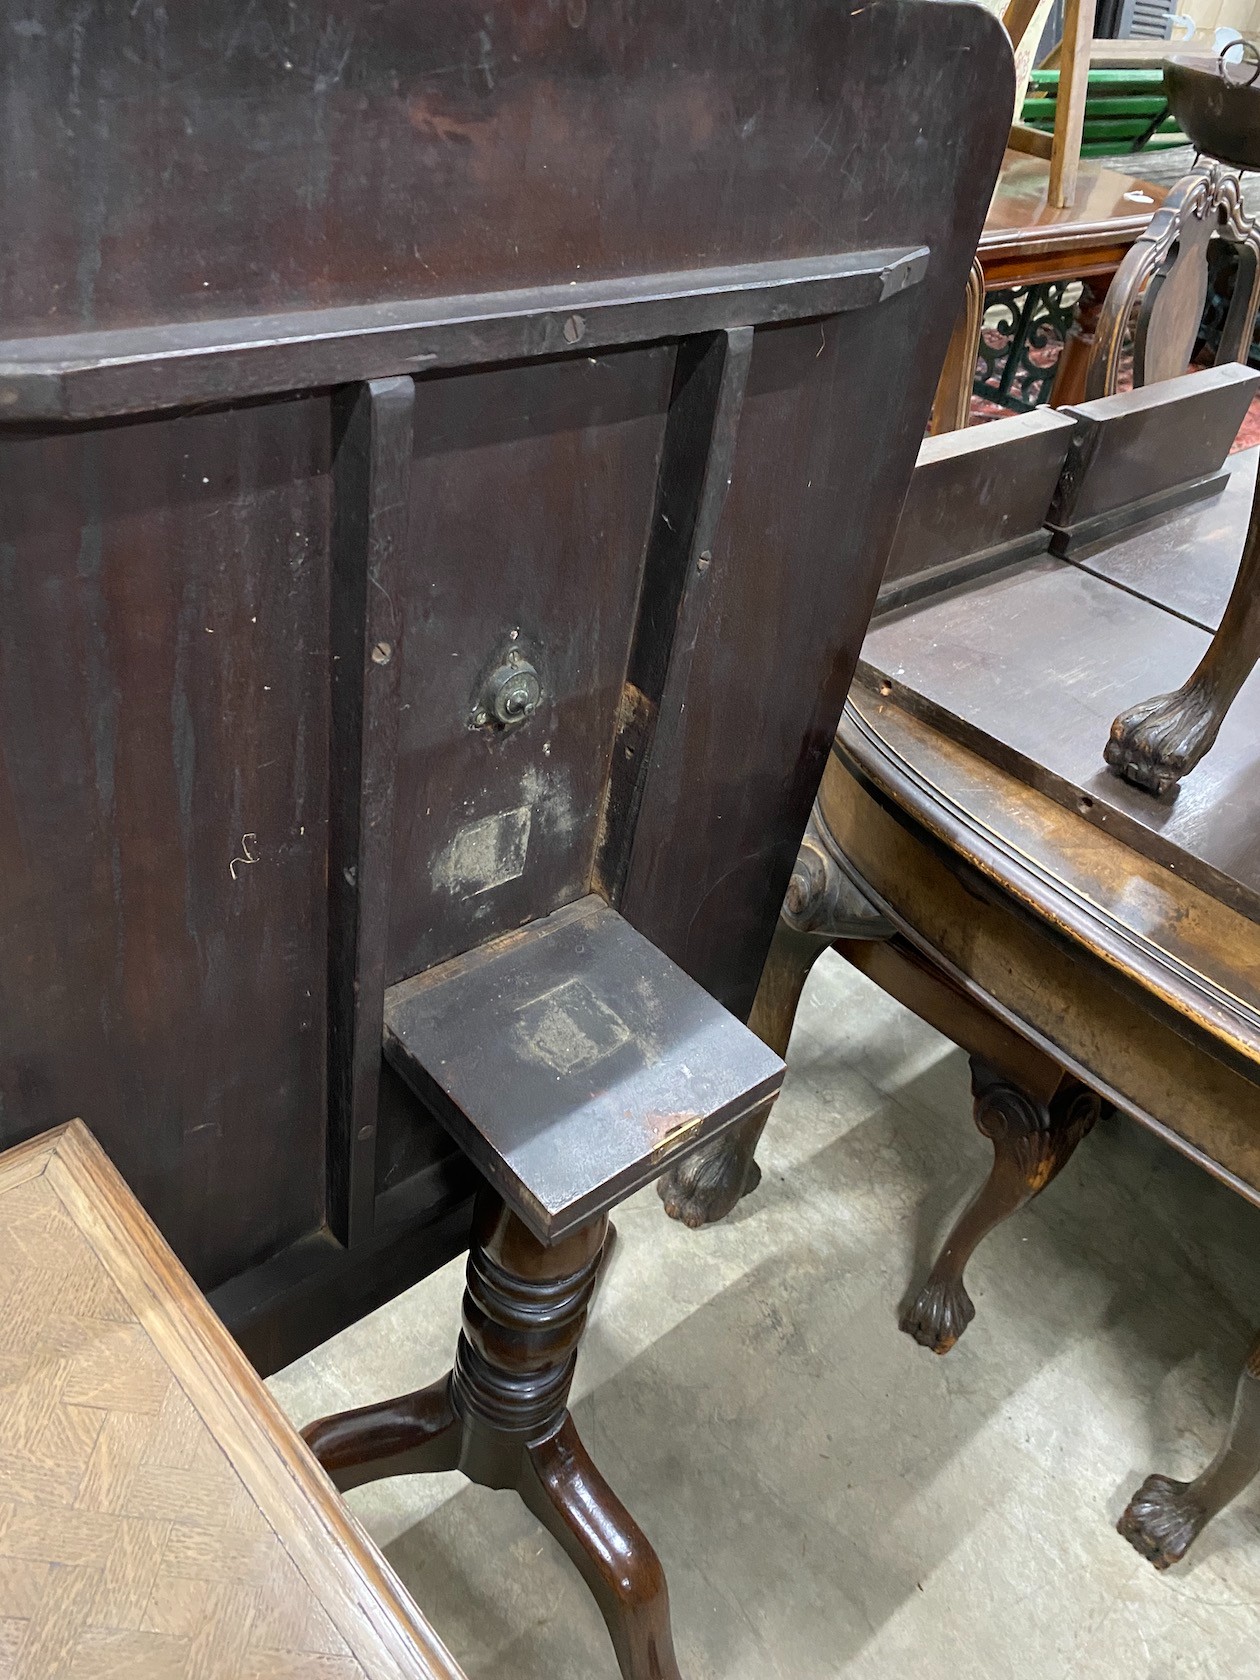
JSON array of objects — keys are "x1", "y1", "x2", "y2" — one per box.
[
  {"x1": 1048, "y1": 363, "x2": 1260, "y2": 555},
  {"x1": 875, "y1": 407, "x2": 1077, "y2": 616},
  {"x1": 0, "y1": 1120, "x2": 463, "y2": 1680},
  {"x1": 384, "y1": 895, "x2": 785, "y2": 1244}
]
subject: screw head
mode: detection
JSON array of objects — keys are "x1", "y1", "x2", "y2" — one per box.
[{"x1": 371, "y1": 640, "x2": 392, "y2": 665}]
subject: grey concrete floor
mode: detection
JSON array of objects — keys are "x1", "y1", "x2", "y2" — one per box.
[{"x1": 271, "y1": 952, "x2": 1260, "y2": 1679}]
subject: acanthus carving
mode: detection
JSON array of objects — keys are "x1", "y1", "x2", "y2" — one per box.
[
  {"x1": 900, "y1": 1060, "x2": 1101, "y2": 1355},
  {"x1": 783, "y1": 807, "x2": 894, "y2": 939}
]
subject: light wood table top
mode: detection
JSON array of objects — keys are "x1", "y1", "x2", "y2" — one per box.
[{"x1": 0, "y1": 1120, "x2": 465, "y2": 1680}]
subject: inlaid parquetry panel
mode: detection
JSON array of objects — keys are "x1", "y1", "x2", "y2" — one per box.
[{"x1": 0, "y1": 1123, "x2": 462, "y2": 1680}]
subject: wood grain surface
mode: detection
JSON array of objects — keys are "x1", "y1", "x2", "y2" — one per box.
[
  {"x1": 0, "y1": 3, "x2": 1013, "y2": 1358},
  {"x1": 0, "y1": 1121, "x2": 464, "y2": 1680},
  {"x1": 979, "y1": 149, "x2": 1164, "y2": 287},
  {"x1": 829, "y1": 686, "x2": 1260, "y2": 1199}
]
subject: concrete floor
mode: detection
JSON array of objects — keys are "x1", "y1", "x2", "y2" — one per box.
[{"x1": 271, "y1": 952, "x2": 1260, "y2": 1679}]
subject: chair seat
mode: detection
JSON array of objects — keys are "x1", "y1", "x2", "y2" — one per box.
[{"x1": 383, "y1": 896, "x2": 784, "y2": 1243}]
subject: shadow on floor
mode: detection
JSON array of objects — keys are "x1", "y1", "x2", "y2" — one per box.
[{"x1": 273, "y1": 952, "x2": 1260, "y2": 1679}]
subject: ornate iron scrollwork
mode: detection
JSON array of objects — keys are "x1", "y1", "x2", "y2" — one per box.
[{"x1": 973, "y1": 280, "x2": 1082, "y2": 413}]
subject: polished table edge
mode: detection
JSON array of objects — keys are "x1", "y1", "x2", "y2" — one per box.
[
  {"x1": 978, "y1": 151, "x2": 1166, "y2": 288},
  {"x1": 833, "y1": 684, "x2": 1260, "y2": 1074},
  {"x1": 2, "y1": 1119, "x2": 467, "y2": 1680},
  {"x1": 827, "y1": 696, "x2": 1260, "y2": 1209}
]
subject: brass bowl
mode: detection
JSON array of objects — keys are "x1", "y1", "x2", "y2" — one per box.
[{"x1": 1165, "y1": 53, "x2": 1260, "y2": 172}]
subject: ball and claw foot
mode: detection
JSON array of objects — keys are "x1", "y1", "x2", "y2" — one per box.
[
  {"x1": 1105, "y1": 684, "x2": 1223, "y2": 796},
  {"x1": 1117, "y1": 1474, "x2": 1208, "y2": 1569},
  {"x1": 657, "y1": 1139, "x2": 761, "y2": 1229},
  {"x1": 899, "y1": 1276, "x2": 976, "y2": 1355}
]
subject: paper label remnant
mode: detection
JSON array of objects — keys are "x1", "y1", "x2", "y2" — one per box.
[
  {"x1": 434, "y1": 806, "x2": 531, "y2": 898},
  {"x1": 514, "y1": 979, "x2": 632, "y2": 1076}
]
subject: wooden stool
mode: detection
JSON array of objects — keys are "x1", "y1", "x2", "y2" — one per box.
[{"x1": 0, "y1": 1121, "x2": 461, "y2": 1680}]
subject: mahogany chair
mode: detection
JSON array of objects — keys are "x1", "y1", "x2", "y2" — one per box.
[
  {"x1": 1084, "y1": 161, "x2": 1260, "y2": 403},
  {"x1": 659, "y1": 380, "x2": 1260, "y2": 1570}
]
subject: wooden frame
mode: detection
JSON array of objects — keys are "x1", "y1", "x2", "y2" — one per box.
[
  {"x1": 1003, "y1": 0, "x2": 1098, "y2": 209},
  {"x1": 1086, "y1": 163, "x2": 1260, "y2": 400},
  {"x1": 0, "y1": 1121, "x2": 465, "y2": 1680}
]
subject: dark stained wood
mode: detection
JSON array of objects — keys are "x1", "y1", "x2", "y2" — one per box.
[
  {"x1": 876, "y1": 406, "x2": 1076, "y2": 614},
  {"x1": 211, "y1": 1190, "x2": 475, "y2": 1379},
  {"x1": 0, "y1": 399, "x2": 332, "y2": 1290},
  {"x1": 656, "y1": 812, "x2": 890, "y2": 1228},
  {"x1": 3, "y1": 12, "x2": 1018, "y2": 1662},
  {"x1": 297, "y1": 4, "x2": 1018, "y2": 1636},
  {"x1": 0, "y1": 5, "x2": 979, "y2": 340},
  {"x1": 0, "y1": 0, "x2": 1015, "y2": 1379},
  {"x1": 1047, "y1": 363, "x2": 1260, "y2": 552},
  {"x1": 1119, "y1": 1332, "x2": 1260, "y2": 1567},
  {"x1": 386, "y1": 348, "x2": 673, "y2": 982},
  {"x1": 670, "y1": 348, "x2": 1260, "y2": 1545},
  {"x1": 383, "y1": 896, "x2": 783, "y2": 1242},
  {"x1": 595, "y1": 328, "x2": 754, "y2": 904},
  {"x1": 828, "y1": 688, "x2": 1260, "y2": 1195},
  {"x1": 620, "y1": 298, "x2": 979, "y2": 1020},
  {"x1": 328, "y1": 376, "x2": 416, "y2": 1248},
  {"x1": 1073, "y1": 445, "x2": 1257, "y2": 629},
  {"x1": 857, "y1": 402, "x2": 1260, "y2": 922},
  {"x1": 861, "y1": 556, "x2": 1260, "y2": 923},
  {"x1": 899, "y1": 1058, "x2": 1099, "y2": 1354},
  {"x1": 819, "y1": 684, "x2": 1260, "y2": 1560},
  {"x1": 305, "y1": 1190, "x2": 681, "y2": 1680},
  {"x1": 1104, "y1": 481, "x2": 1260, "y2": 799},
  {"x1": 1061, "y1": 190, "x2": 1260, "y2": 799},
  {"x1": 0, "y1": 250, "x2": 927, "y2": 423}
]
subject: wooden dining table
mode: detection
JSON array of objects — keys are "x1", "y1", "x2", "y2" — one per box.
[
  {"x1": 933, "y1": 147, "x2": 1168, "y2": 429},
  {"x1": 980, "y1": 146, "x2": 1165, "y2": 288}
]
